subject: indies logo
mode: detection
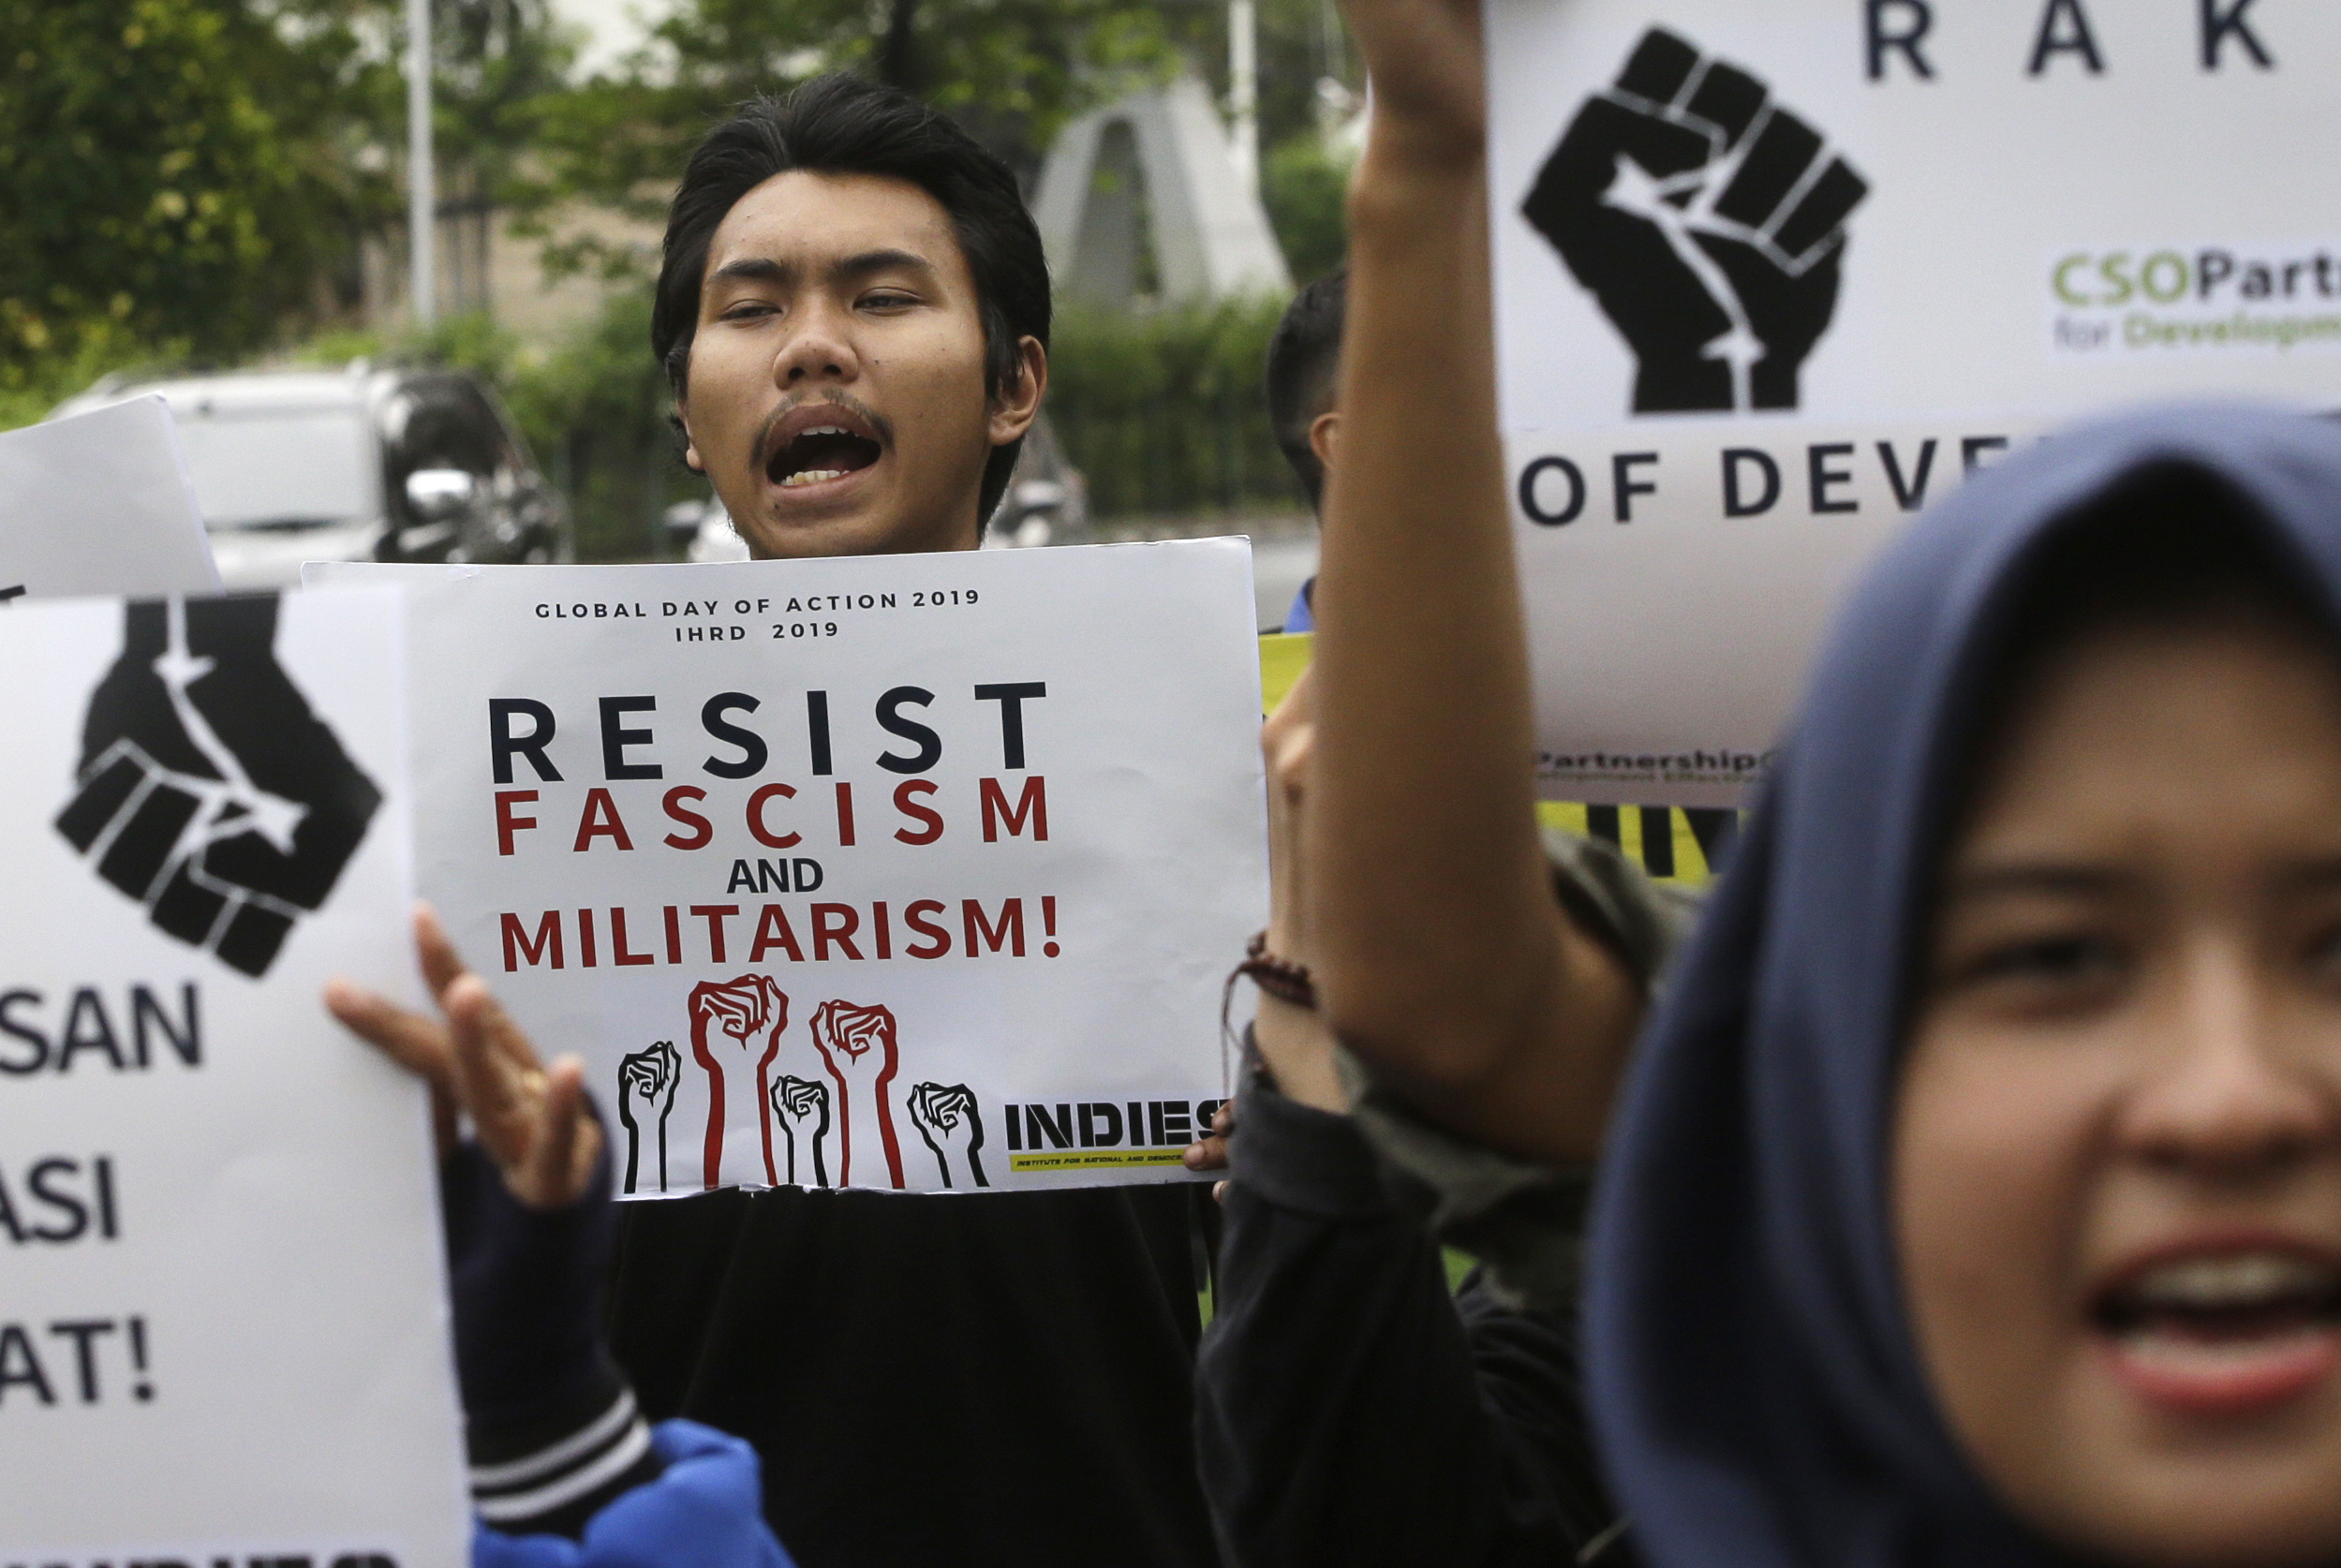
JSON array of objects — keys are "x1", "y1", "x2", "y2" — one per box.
[
  {"x1": 1524, "y1": 27, "x2": 1869, "y2": 414},
  {"x1": 53, "y1": 599, "x2": 381, "y2": 977}
]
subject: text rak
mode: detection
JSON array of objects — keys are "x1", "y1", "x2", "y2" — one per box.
[{"x1": 1859, "y1": 0, "x2": 2277, "y2": 81}]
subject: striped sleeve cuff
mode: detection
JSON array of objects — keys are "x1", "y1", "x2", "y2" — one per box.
[{"x1": 470, "y1": 1376, "x2": 665, "y2": 1538}]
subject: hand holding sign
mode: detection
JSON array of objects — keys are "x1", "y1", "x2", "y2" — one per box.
[
  {"x1": 1522, "y1": 28, "x2": 1868, "y2": 413},
  {"x1": 326, "y1": 905, "x2": 601, "y2": 1209}
]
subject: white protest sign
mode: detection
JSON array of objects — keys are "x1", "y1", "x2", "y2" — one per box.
[
  {"x1": 0, "y1": 399, "x2": 221, "y2": 603},
  {"x1": 0, "y1": 588, "x2": 467, "y2": 1566},
  {"x1": 308, "y1": 542, "x2": 1265, "y2": 1197},
  {"x1": 1488, "y1": 0, "x2": 2341, "y2": 804}
]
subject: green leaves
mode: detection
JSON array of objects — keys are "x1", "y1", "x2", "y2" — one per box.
[{"x1": 0, "y1": 0, "x2": 387, "y2": 377}]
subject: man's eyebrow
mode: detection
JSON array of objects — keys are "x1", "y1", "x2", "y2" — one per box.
[
  {"x1": 708, "y1": 257, "x2": 790, "y2": 287},
  {"x1": 830, "y1": 248, "x2": 937, "y2": 282}
]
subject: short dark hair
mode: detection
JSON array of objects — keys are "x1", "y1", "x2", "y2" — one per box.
[
  {"x1": 1265, "y1": 266, "x2": 1347, "y2": 510},
  {"x1": 653, "y1": 74, "x2": 1051, "y2": 526}
]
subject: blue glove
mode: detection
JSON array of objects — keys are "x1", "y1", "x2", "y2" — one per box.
[{"x1": 473, "y1": 1421, "x2": 795, "y2": 1568}]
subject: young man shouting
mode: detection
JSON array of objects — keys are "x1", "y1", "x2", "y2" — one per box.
[{"x1": 355, "y1": 75, "x2": 1222, "y2": 1568}]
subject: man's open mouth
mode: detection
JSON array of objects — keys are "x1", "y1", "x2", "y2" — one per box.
[{"x1": 767, "y1": 423, "x2": 883, "y2": 489}]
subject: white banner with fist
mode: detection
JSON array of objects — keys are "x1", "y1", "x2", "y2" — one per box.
[
  {"x1": 311, "y1": 540, "x2": 1266, "y2": 1197},
  {"x1": 1488, "y1": 0, "x2": 2341, "y2": 803},
  {"x1": 0, "y1": 589, "x2": 467, "y2": 1563}
]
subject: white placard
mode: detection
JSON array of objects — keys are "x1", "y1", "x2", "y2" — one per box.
[
  {"x1": 0, "y1": 400, "x2": 221, "y2": 603},
  {"x1": 1488, "y1": 0, "x2": 2341, "y2": 803},
  {"x1": 0, "y1": 588, "x2": 467, "y2": 1565},
  {"x1": 308, "y1": 543, "x2": 1266, "y2": 1197}
]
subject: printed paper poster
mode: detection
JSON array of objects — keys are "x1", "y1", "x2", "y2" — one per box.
[
  {"x1": 0, "y1": 589, "x2": 467, "y2": 1565},
  {"x1": 311, "y1": 541, "x2": 1267, "y2": 1196},
  {"x1": 1488, "y1": 0, "x2": 2341, "y2": 803},
  {"x1": 0, "y1": 399, "x2": 221, "y2": 603}
]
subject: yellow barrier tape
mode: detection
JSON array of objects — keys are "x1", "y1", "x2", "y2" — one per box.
[{"x1": 1258, "y1": 631, "x2": 1312, "y2": 715}]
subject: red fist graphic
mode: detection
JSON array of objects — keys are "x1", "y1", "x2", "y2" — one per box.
[
  {"x1": 807, "y1": 999, "x2": 904, "y2": 1189},
  {"x1": 688, "y1": 975, "x2": 790, "y2": 1190}
]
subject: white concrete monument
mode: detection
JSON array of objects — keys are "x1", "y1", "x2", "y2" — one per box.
[{"x1": 1033, "y1": 76, "x2": 1293, "y2": 307}]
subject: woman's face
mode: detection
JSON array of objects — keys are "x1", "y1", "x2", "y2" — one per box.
[{"x1": 1899, "y1": 612, "x2": 2341, "y2": 1567}]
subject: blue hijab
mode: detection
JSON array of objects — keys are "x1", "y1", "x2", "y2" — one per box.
[{"x1": 1584, "y1": 405, "x2": 2341, "y2": 1568}]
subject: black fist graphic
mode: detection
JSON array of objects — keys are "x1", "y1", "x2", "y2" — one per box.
[
  {"x1": 55, "y1": 597, "x2": 382, "y2": 977},
  {"x1": 908, "y1": 1081, "x2": 988, "y2": 1190},
  {"x1": 1523, "y1": 28, "x2": 1868, "y2": 413}
]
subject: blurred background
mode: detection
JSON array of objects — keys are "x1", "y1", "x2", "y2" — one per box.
[{"x1": 0, "y1": 0, "x2": 1356, "y2": 623}]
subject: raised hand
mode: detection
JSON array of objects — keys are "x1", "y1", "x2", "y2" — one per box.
[
  {"x1": 686, "y1": 975, "x2": 790, "y2": 1190},
  {"x1": 1338, "y1": 0, "x2": 1482, "y2": 156},
  {"x1": 326, "y1": 905, "x2": 600, "y2": 1209},
  {"x1": 769, "y1": 1074, "x2": 832, "y2": 1188},
  {"x1": 807, "y1": 1000, "x2": 904, "y2": 1190},
  {"x1": 55, "y1": 597, "x2": 382, "y2": 976},
  {"x1": 1522, "y1": 28, "x2": 1868, "y2": 413},
  {"x1": 616, "y1": 1039, "x2": 681, "y2": 1193},
  {"x1": 907, "y1": 1082, "x2": 988, "y2": 1190}
]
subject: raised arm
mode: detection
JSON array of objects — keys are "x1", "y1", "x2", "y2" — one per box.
[{"x1": 1310, "y1": 0, "x2": 1637, "y2": 1164}]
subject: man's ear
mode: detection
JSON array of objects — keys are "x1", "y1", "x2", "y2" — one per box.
[
  {"x1": 1308, "y1": 408, "x2": 1341, "y2": 472},
  {"x1": 987, "y1": 336, "x2": 1048, "y2": 447},
  {"x1": 677, "y1": 399, "x2": 704, "y2": 472}
]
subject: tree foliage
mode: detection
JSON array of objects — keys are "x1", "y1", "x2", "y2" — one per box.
[
  {"x1": 0, "y1": 0, "x2": 390, "y2": 372},
  {"x1": 517, "y1": 0, "x2": 1219, "y2": 270}
]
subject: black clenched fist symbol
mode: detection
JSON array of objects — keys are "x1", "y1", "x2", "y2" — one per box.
[
  {"x1": 618, "y1": 1039, "x2": 682, "y2": 1194},
  {"x1": 55, "y1": 598, "x2": 381, "y2": 977},
  {"x1": 908, "y1": 1082, "x2": 988, "y2": 1190},
  {"x1": 769, "y1": 1075, "x2": 831, "y2": 1188},
  {"x1": 1523, "y1": 28, "x2": 1869, "y2": 414}
]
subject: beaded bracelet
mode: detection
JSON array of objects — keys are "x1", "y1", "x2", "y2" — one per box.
[{"x1": 1238, "y1": 930, "x2": 1318, "y2": 1010}]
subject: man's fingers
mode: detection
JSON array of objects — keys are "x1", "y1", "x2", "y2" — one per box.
[
  {"x1": 414, "y1": 903, "x2": 468, "y2": 999},
  {"x1": 443, "y1": 973, "x2": 548, "y2": 1167},
  {"x1": 515, "y1": 1057, "x2": 598, "y2": 1209},
  {"x1": 324, "y1": 977, "x2": 458, "y2": 1153},
  {"x1": 325, "y1": 976, "x2": 454, "y2": 1085}
]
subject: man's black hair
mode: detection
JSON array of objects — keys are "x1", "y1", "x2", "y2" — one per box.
[
  {"x1": 653, "y1": 74, "x2": 1051, "y2": 527},
  {"x1": 1265, "y1": 266, "x2": 1347, "y2": 511}
]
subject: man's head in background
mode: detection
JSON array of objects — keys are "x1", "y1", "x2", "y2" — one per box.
[
  {"x1": 1266, "y1": 266, "x2": 1348, "y2": 517},
  {"x1": 653, "y1": 76, "x2": 1049, "y2": 559}
]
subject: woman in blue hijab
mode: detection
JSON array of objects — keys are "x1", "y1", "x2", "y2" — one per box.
[{"x1": 1589, "y1": 405, "x2": 2341, "y2": 1568}]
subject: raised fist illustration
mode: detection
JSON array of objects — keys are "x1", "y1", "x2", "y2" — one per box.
[
  {"x1": 686, "y1": 975, "x2": 789, "y2": 1190},
  {"x1": 769, "y1": 1074, "x2": 832, "y2": 1188},
  {"x1": 54, "y1": 597, "x2": 381, "y2": 977},
  {"x1": 908, "y1": 1082, "x2": 989, "y2": 1190},
  {"x1": 616, "y1": 1039, "x2": 681, "y2": 1194},
  {"x1": 807, "y1": 999, "x2": 904, "y2": 1190},
  {"x1": 1522, "y1": 28, "x2": 1868, "y2": 413}
]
